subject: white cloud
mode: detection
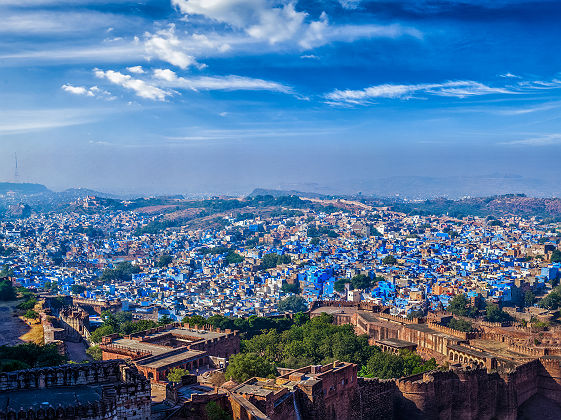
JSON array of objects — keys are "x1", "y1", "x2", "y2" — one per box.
[
  {"x1": 153, "y1": 68, "x2": 292, "y2": 93},
  {"x1": 325, "y1": 80, "x2": 515, "y2": 105},
  {"x1": 338, "y1": 0, "x2": 361, "y2": 9},
  {"x1": 62, "y1": 84, "x2": 92, "y2": 96},
  {"x1": 127, "y1": 65, "x2": 144, "y2": 74},
  {"x1": 144, "y1": 25, "x2": 199, "y2": 69},
  {"x1": 502, "y1": 134, "x2": 561, "y2": 146},
  {"x1": 0, "y1": 108, "x2": 101, "y2": 134},
  {"x1": 61, "y1": 84, "x2": 113, "y2": 99},
  {"x1": 94, "y1": 69, "x2": 172, "y2": 101},
  {"x1": 499, "y1": 72, "x2": 520, "y2": 78},
  {"x1": 153, "y1": 68, "x2": 178, "y2": 82},
  {"x1": 0, "y1": 42, "x2": 143, "y2": 65},
  {"x1": 170, "y1": 0, "x2": 419, "y2": 50}
]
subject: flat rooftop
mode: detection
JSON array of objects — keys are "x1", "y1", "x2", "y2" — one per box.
[
  {"x1": 111, "y1": 338, "x2": 172, "y2": 356},
  {"x1": 135, "y1": 349, "x2": 206, "y2": 369},
  {"x1": 377, "y1": 337, "x2": 418, "y2": 348},
  {"x1": 166, "y1": 327, "x2": 227, "y2": 340},
  {"x1": 140, "y1": 327, "x2": 227, "y2": 342},
  {"x1": 469, "y1": 339, "x2": 533, "y2": 362},
  {"x1": 234, "y1": 380, "x2": 282, "y2": 398},
  {"x1": 0, "y1": 385, "x2": 102, "y2": 411},
  {"x1": 311, "y1": 306, "x2": 356, "y2": 316},
  {"x1": 405, "y1": 323, "x2": 461, "y2": 340}
]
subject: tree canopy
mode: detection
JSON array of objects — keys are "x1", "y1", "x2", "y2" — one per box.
[
  {"x1": 0, "y1": 279, "x2": 16, "y2": 301},
  {"x1": 167, "y1": 367, "x2": 189, "y2": 383},
  {"x1": 89, "y1": 311, "x2": 170, "y2": 343},
  {"x1": 382, "y1": 255, "x2": 397, "y2": 265},
  {"x1": 539, "y1": 285, "x2": 561, "y2": 310},
  {"x1": 98, "y1": 261, "x2": 141, "y2": 283},
  {"x1": 351, "y1": 274, "x2": 371, "y2": 290},
  {"x1": 447, "y1": 294, "x2": 477, "y2": 318},
  {"x1": 258, "y1": 253, "x2": 291, "y2": 270},
  {"x1": 157, "y1": 254, "x2": 173, "y2": 268},
  {"x1": 447, "y1": 318, "x2": 473, "y2": 332},
  {"x1": 484, "y1": 303, "x2": 512, "y2": 323},
  {"x1": 0, "y1": 343, "x2": 66, "y2": 372},
  {"x1": 278, "y1": 295, "x2": 308, "y2": 313},
  {"x1": 225, "y1": 352, "x2": 277, "y2": 383}
]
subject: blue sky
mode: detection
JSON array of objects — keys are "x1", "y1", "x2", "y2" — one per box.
[{"x1": 1, "y1": 0, "x2": 561, "y2": 196}]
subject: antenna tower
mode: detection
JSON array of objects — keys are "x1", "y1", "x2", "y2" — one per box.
[{"x1": 14, "y1": 153, "x2": 19, "y2": 182}]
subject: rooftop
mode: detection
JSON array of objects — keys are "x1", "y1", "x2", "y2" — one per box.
[{"x1": 0, "y1": 385, "x2": 102, "y2": 411}]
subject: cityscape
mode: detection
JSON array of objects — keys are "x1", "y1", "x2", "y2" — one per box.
[
  {"x1": 0, "y1": 188, "x2": 561, "y2": 419},
  {"x1": 2, "y1": 0, "x2": 561, "y2": 419}
]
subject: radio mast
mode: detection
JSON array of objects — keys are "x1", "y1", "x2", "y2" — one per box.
[{"x1": 14, "y1": 153, "x2": 19, "y2": 182}]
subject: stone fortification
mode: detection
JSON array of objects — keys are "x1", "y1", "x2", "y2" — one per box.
[{"x1": 0, "y1": 360, "x2": 151, "y2": 420}]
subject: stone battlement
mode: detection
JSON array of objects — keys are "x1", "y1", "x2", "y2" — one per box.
[
  {"x1": 0, "y1": 361, "x2": 150, "y2": 420},
  {"x1": 426, "y1": 321, "x2": 480, "y2": 340}
]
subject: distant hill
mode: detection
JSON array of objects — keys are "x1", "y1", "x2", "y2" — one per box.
[
  {"x1": 0, "y1": 182, "x2": 49, "y2": 195},
  {"x1": 248, "y1": 188, "x2": 331, "y2": 200},
  {"x1": 59, "y1": 188, "x2": 120, "y2": 200},
  {"x1": 377, "y1": 194, "x2": 561, "y2": 220}
]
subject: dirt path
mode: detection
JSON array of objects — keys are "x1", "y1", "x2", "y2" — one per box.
[
  {"x1": 0, "y1": 300, "x2": 32, "y2": 346},
  {"x1": 65, "y1": 341, "x2": 91, "y2": 362}
]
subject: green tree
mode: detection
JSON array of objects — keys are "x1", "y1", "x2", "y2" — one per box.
[
  {"x1": 550, "y1": 250, "x2": 561, "y2": 263},
  {"x1": 86, "y1": 345, "x2": 103, "y2": 361},
  {"x1": 182, "y1": 315, "x2": 206, "y2": 326},
  {"x1": 89, "y1": 324, "x2": 116, "y2": 343},
  {"x1": 0, "y1": 266, "x2": 14, "y2": 278},
  {"x1": 71, "y1": 284, "x2": 86, "y2": 294},
  {"x1": 538, "y1": 286, "x2": 561, "y2": 310},
  {"x1": 0, "y1": 343, "x2": 66, "y2": 372},
  {"x1": 334, "y1": 279, "x2": 351, "y2": 293},
  {"x1": 351, "y1": 274, "x2": 371, "y2": 290},
  {"x1": 0, "y1": 279, "x2": 16, "y2": 301},
  {"x1": 281, "y1": 282, "x2": 300, "y2": 294},
  {"x1": 278, "y1": 296, "x2": 308, "y2": 313},
  {"x1": 205, "y1": 401, "x2": 231, "y2": 420},
  {"x1": 167, "y1": 367, "x2": 189, "y2": 383},
  {"x1": 407, "y1": 310, "x2": 425, "y2": 320},
  {"x1": 447, "y1": 318, "x2": 472, "y2": 332},
  {"x1": 382, "y1": 255, "x2": 397, "y2": 265},
  {"x1": 98, "y1": 261, "x2": 141, "y2": 283},
  {"x1": 359, "y1": 349, "x2": 437, "y2": 379},
  {"x1": 259, "y1": 253, "x2": 291, "y2": 270},
  {"x1": 24, "y1": 309, "x2": 39, "y2": 320},
  {"x1": 17, "y1": 297, "x2": 37, "y2": 311},
  {"x1": 225, "y1": 251, "x2": 244, "y2": 265},
  {"x1": 524, "y1": 291, "x2": 535, "y2": 308},
  {"x1": 225, "y1": 353, "x2": 277, "y2": 383},
  {"x1": 157, "y1": 254, "x2": 173, "y2": 268},
  {"x1": 484, "y1": 303, "x2": 512, "y2": 323},
  {"x1": 447, "y1": 294, "x2": 477, "y2": 318},
  {"x1": 158, "y1": 315, "x2": 174, "y2": 326}
]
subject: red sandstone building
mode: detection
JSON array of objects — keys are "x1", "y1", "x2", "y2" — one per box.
[{"x1": 100, "y1": 323, "x2": 240, "y2": 382}]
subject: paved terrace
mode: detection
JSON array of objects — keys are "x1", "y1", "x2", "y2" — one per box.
[
  {"x1": 111, "y1": 338, "x2": 173, "y2": 355},
  {"x1": 0, "y1": 385, "x2": 102, "y2": 411},
  {"x1": 405, "y1": 323, "x2": 462, "y2": 341},
  {"x1": 469, "y1": 339, "x2": 534, "y2": 362},
  {"x1": 134, "y1": 348, "x2": 206, "y2": 370},
  {"x1": 140, "y1": 327, "x2": 228, "y2": 343}
]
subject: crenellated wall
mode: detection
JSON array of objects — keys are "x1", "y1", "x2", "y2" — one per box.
[
  {"x1": 0, "y1": 361, "x2": 151, "y2": 420},
  {"x1": 58, "y1": 306, "x2": 90, "y2": 342}
]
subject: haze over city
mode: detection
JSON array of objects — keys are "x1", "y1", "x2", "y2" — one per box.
[{"x1": 1, "y1": 0, "x2": 561, "y2": 196}]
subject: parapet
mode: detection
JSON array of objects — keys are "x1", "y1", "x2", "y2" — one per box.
[{"x1": 0, "y1": 360, "x2": 150, "y2": 420}]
